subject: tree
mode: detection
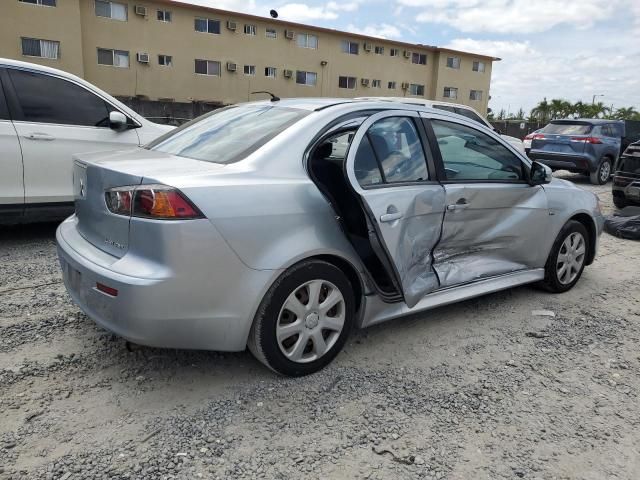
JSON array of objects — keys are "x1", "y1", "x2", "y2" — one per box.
[
  {"x1": 514, "y1": 107, "x2": 525, "y2": 119},
  {"x1": 530, "y1": 98, "x2": 551, "y2": 124},
  {"x1": 497, "y1": 108, "x2": 506, "y2": 120},
  {"x1": 612, "y1": 107, "x2": 638, "y2": 120}
]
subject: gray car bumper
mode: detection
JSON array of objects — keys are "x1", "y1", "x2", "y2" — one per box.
[
  {"x1": 529, "y1": 151, "x2": 594, "y2": 171},
  {"x1": 56, "y1": 216, "x2": 278, "y2": 351}
]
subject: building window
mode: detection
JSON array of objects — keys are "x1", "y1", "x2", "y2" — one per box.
[
  {"x1": 411, "y1": 53, "x2": 427, "y2": 65},
  {"x1": 297, "y1": 33, "x2": 318, "y2": 49},
  {"x1": 296, "y1": 71, "x2": 317, "y2": 86},
  {"x1": 372, "y1": 79, "x2": 381, "y2": 88},
  {"x1": 472, "y1": 60, "x2": 485, "y2": 72},
  {"x1": 97, "y1": 48, "x2": 129, "y2": 68},
  {"x1": 19, "y1": 0, "x2": 56, "y2": 6},
  {"x1": 409, "y1": 84, "x2": 425, "y2": 96},
  {"x1": 95, "y1": 0, "x2": 127, "y2": 21},
  {"x1": 244, "y1": 24, "x2": 256, "y2": 35},
  {"x1": 388, "y1": 81, "x2": 396, "y2": 89},
  {"x1": 374, "y1": 46, "x2": 384, "y2": 55},
  {"x1": 469, "y1": 90, "x2": 483, "y2": 101},
  {"x1": 338, "y1": 76, "x2": 356, "y2": 89},
  {"x1": 444, "y1": 87, "x2": 458, "y2": 99},
  {"x1": 265, "y1": 28, "x2": 277, "y2": 39},
  {"x1": 195, "y1": 17, "x2": 220, "y2": 34},
  {"x1": 158, "y1": 54, "x2": 172, "y2": 66},
  {"x1": 265, "y1": 67, "x2": 277, "y2": 78},
  {"x1": 21, "y1": 38, "x2": 59, "y2": 59},
  {"x1": 390, "y1": 48, "x2": 399, "y2": 57},
  {"x1": 157, "y1": 9, "x2": 171, "y2": 22},
  {"x1": 244, "y1": 65, "x2": 255, "y2": 76},
  {"x1": 195, "y1": 59, "x2": 221, "y2": 76},
  {"x1": 446, "y1": 56, "x2": 461, "y2": 69},
  {"x1": 341, "y1": 40, "x2": 359, "y2": 55}
]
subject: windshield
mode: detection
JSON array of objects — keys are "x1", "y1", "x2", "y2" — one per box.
[
  {"x1": 542, "y1": 123, "x2": 592, "y2": 135},
  {"x1": 148, "y1": 105, "x2": 309, "y2": 164}
]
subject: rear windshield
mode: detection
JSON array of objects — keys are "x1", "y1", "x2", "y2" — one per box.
[
  {"x1": 148, "y1": 105, "x2": 309, "y2": 164},
  {"x1": 542, "y1": 123, "x2": 592, "y2": 135}
]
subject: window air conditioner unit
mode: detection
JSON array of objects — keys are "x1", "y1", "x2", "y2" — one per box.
[
  {"x1": 227, "y1": 21, "x2": 237, "y2": 31},
  {"x1": 134, "y1": 5, "x2": 147, "y2": 16},
  {"x1": 361, "y1": 78, "x2": 370, "y2": 86},
  {"x1": 285, "y1": 30, "x2": 295, "y2": 39},
  {"x1": 403, "y1": 50, "x2": 411, "y2": 58},
  {"x1": 137, "y1": 52, "x2": 150, "y2": 63},
  {"x1": 363, "y1": 42, "x2": 372, "y2": 52},
  {"x1": 283, "y1": 69, "x2": 293, "y2": 78},
  {"x1": 401, "y1": 82, "x2": 409, "y2": 89},
  {"x1": 226, "y1": 62, "x2": 237, "y2": 72}
]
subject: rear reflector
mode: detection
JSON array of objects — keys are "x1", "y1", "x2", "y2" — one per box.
[
  {"x1": 105, "y1": 184, "x2": 203, "y2": 220},
  {"x1": 96, "y1": 282, "x2": 118, "y2": 297}
]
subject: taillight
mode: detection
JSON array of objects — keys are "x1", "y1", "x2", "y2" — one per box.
[
  {"x1": 105, "y1": 185, "x2": 203, "y2": 220},
  {"x1": 570, "y1": 136, "x2": 603, "y2": 144},
  {"x1": 524, "y1": 133, "x2": 534, "y2": 140},
  {"x1": 532, "y1": 133, "x2": 545, "y2": 140}
]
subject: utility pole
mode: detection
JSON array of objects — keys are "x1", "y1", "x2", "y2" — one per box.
[{"x1": 592, "y1": 94, "x2": 604, "y2": 105}]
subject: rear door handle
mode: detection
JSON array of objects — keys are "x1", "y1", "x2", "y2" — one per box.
[
  {"x1": 380, "y1": 212, "x2": 403, "y2": 223},
  {"x1": 25, "y1": 132, "x2": 55, "y2": 141},
  {"x1": 446, "y1": 198, "x2": 470, "y2": 211}
]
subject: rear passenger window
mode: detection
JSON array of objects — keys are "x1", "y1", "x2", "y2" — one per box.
[
  {"x1": 354, "y1": 116, "x2": 429, "y2": 187},
  {"x1": 8, "y1": 69, "x2": 111, "y2": 127},
  {"x1": 454, "y1": 107, "x2": 486, "y2": 126}
]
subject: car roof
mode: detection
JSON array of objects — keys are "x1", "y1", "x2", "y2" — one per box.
[
  {"x1": 550, "y1": 118, "x2": 623, "y2": 125},
  {"x1": 356, "y1": 96, "x2": 479, "y2": 111}
]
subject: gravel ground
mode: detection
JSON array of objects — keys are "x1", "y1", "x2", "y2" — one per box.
[{"x1": 1, "y1": 173, "x2": 639, "y2": 480}]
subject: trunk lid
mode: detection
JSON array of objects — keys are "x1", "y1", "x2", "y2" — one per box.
[
  {"x1": 73, "y1": 148, "x2": 224, "y2": 258},
  {"x1": 531, "y1": 122, "x2": 593, "y2": 155}
]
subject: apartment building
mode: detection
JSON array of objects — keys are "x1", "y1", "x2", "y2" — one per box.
[{"x1": 1, "y1": 0, "x2": 498, "y2": 114}]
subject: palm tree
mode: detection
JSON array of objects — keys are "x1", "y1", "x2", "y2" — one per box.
[
  {"x1": 514, "y1": 107, "x2": 525, "y2": 119},
  {"x1": 549, "y1": 99, "x2": 572, "y2": 119},
  {"x1": 612, "y1": 107, "x2": 638, "y2": 120},
  {"x1": 572, "y1": 101, "x2": 590, "y2": 119},
  {"x1": 530, "y1": 98, "x2": 551, "y2": 124}
]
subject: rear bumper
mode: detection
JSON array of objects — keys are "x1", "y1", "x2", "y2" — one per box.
[
  {"x1": 612, "y1": 175, "x2": 640, "y2": 203},
  {"x1": 56, "y1": 215, "x2": 278, "y2": 351},
  {"x1": 529, "y1": 151, "x2": 594, "y2": 171}
]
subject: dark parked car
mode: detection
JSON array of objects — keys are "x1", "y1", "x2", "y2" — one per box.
[
  {"x1": 528, "y1": 119, "x2": 624, "y2": 185},
  {"x1": 612, "y1": 140, "x2": 640, "y2": 208}
]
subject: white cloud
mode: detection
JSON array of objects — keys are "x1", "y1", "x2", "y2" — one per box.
[
  {"x1": 277, "y1": 1, "x2": 363, "y2": 21},
  {"x1": 398, "y1": 0, "x2": 621, "y2": 34},
  {"x1": 345, "y1": 23, "x2": 403, "y2": 39},
  {"x1": 445, "y1": 37, "x2": 640, "y2": 114}
]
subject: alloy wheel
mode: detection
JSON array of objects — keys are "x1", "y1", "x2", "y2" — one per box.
[
  {"x1": 556, "y1": 232, "x2": 586, "y2": 285},
  {"x1": 600, "y1": 160, "x2": 611, "y2": 183},
  {"x1": 276, "y1": 280, "x2": 346, "y2": 363}
]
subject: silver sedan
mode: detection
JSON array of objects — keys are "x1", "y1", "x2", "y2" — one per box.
[{"x1": 57, "y1": 99, "x2": 605, "y2": 376}]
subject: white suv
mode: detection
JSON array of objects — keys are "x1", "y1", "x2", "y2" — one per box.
[
  {"x1": 357, "y1": 97, "x2": 525, "y2": 153},
  {"x1": 0, "y1": 58, "x2": 173, "y2": 224}
]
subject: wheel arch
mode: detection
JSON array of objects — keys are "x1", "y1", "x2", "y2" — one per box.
[{"x1": 569, "y1": 213, "x2": 597, "y2": 265}]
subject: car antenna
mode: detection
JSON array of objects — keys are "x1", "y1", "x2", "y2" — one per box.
[{"x1": 251, "y1": 91, "x2": 280, "y2": 102}]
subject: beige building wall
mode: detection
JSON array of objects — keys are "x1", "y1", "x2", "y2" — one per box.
[
  {"x1": 1, "y1": 0, "x2": 497, "y2": 115},
  {"x1": 0, "y1": 0, "x2": 85, "y2": 77}
]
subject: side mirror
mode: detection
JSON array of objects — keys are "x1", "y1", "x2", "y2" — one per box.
[
  {"x1": 109, "y1": 111, "x2": 128, "y2": 132},
  {"x1": 530, "y1": 161, "x2": 552, "y2": 185}
]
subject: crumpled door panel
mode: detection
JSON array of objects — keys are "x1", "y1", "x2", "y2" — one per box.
[{"x1": 433, "y1": 184, "x2": 549, "y2": 288}]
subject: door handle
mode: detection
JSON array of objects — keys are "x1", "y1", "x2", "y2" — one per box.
[
  {"x1": 24, "y1": 132, "x2": 55, "y2": 141},
  {"x1": 380, "y1": 212, "x2": 403, "y2": 223},
  {"x1": 446, "y1": 198, "x2": 470, "y2": 211}
]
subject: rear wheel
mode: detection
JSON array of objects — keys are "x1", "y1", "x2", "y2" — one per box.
[
  {"x1": 539, "y1": 220, "x2": 589, "y2": 293},
  {"x1": 248, "y1": 260, "x2": 355, "y2": 376},
  {"x1": 613, "y1": 195, "x2": 627, "y2": 209},
  {"x1": 589, "y1": 157, "x2": 611, "y2": 185}
]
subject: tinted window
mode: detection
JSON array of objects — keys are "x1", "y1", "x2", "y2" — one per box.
[
  {"x1": 8, "y1": 69, "x2": 111, "y2": 126},
  {"x1": 354, "y1": 117, "x2": 428, "y2": 187},
  {"x1": 542, "y1": 123, "x2": 592, "y2": 135},
  {"x1": 432, "y1": 120, "x2": 524, "y2": 181},
  {"x1": 454, "y1": 107, "x2": 487, "y2": 126},
  {"x1": 0, "y1": 74, "x2": 10, "y2": 120},
  {"x1": 149, "y1": 105, "x2": 309, "y2": 164},
  {"x1": 433, "y1": 104, "x2": 457, "y2": 114}
]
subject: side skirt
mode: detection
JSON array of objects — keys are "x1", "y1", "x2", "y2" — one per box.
[{"x1": 359, "y1": 269, "x2": 545, "y2": 329}]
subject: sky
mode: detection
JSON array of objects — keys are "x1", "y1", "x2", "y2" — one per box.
[{"x1": 181, "y1": 0, "x2": 640, "y2": 115}]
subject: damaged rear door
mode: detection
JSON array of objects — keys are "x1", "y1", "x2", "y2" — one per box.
[
  {"x1": 345, "y1": 110, "x2": 446, "y2": 308},
  {"x1": 424, "y1": 116, "x2": 549, "y2": 288}
]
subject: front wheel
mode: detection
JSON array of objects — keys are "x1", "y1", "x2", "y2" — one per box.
[
  {"x1": 248, "y1": 260, "x2": 355, "y2": 376},
  {"x1": 590, "y1": 157, "x2": 611, "y2": 185},
  {"x1": 539, "y1": 220, "x2": 589, "y2": 293}
]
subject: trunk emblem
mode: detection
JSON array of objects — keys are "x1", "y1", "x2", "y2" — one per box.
[{"x1": 104, "y1": 238, "x2": 125, "y2": 250}]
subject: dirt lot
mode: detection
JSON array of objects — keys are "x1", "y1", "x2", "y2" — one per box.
[{"x1": 1, "y1": 173, "x2": 639, "y2": 480}]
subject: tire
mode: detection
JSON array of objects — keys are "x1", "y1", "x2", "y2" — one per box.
[
  {"x1": 613, "y1": 195, "x2": 627, "y2": 209},
  {"x1": 539, "y1": 220, "x2": 589, "y2": 293},
  {"x1": 248, "y1": 260, "x2": 355, "y2": 376},
  {"x1": 589, "y1": 157, "x2": 612, "y2": 185}
]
